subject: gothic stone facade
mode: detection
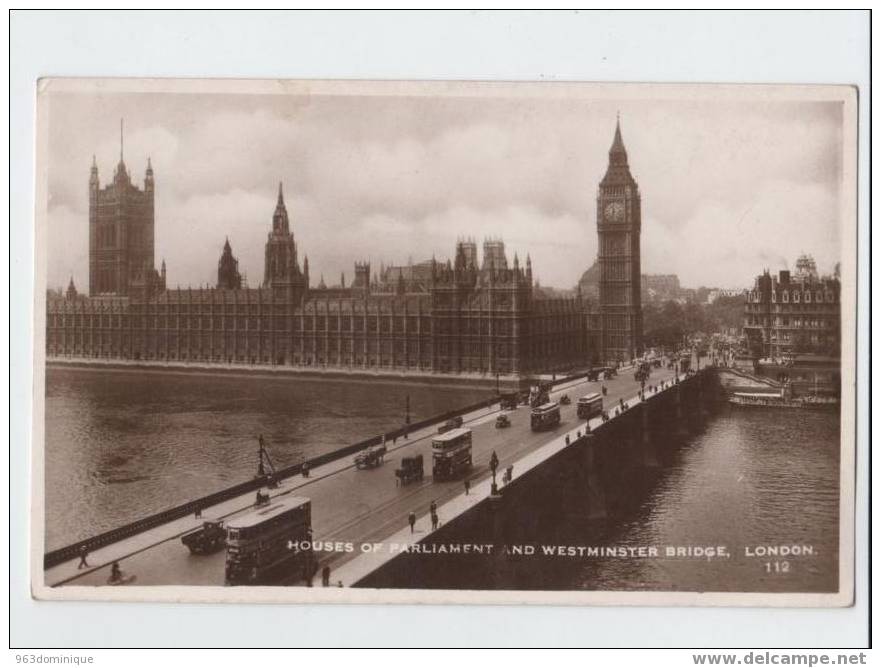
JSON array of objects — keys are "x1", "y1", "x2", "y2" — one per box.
[
  {"x1": 88, "y1": 143, "x2": 162, "y2": 297},
  {"x1": 49, "y1": 166, "x2": 600, "y2": 379},
  {"x1": 597, "y1": 119, "x2": 643, "y2": 363}
]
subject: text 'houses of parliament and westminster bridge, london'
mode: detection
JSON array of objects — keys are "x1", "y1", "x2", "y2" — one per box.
[{"x1": 47, "y1": 119, "x2": 645, "y2": 382}]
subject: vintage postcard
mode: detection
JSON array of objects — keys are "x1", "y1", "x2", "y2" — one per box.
[{"x1": 31, "y1": 79, "x2": 857, "y2": 606}]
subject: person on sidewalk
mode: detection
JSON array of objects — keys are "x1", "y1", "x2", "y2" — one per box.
[
  {"x1": 321, "y1": 565, "x2": 331, "y2": 587},
  {"x1": 77, "y1": 545, "x2": 90, "y2": 569},
  {"x1": 464, "y1": 479, "x2": 471, "y2": 495},
  {"x1": 408, "y1": 512, "x2": 416, "y2": 533}
]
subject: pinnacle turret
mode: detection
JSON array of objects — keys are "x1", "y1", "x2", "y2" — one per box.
[
  {"x1": 89, "y1": 155, "x2": 99, "y2": 187},
  {"x1": 271, "y1": 182, "x2": 290, "y2": 234},
  {"x1": 601, "y1": 115, "x2": 636, "y2": 187},
  {"x1": 610, "y1": 113, "x2": 626, "y2": 154}
]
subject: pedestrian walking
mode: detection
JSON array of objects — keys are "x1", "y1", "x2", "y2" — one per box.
[
  {"x1": 429, "y1": 500, "x2": 437, "y2": 516},
  {"x1": 464, "y1": 479, "x2": 471, "y2": 495},
  {"x1": 408, "y1": 511, "x2": 416, "y2": 533},
  {"x1": 194, "y1": 505, "x2": 202, "y2": 519},
  {"x1": 431, "y1": 511, "x2": 439, "y2": 531},
  {"x1": 302, "y1": 461, "x2": 310, "y2": 478},
  {"x1": 321, "y1": 565, "x2": 331, "y2": 587},
  {"x1": 77, "y1": 545, "x2": 90, "y2": 569}
]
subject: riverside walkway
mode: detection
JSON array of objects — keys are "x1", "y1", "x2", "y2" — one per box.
[{"x1": 46, "y1": 361, "x2": 687, "y2": 588}]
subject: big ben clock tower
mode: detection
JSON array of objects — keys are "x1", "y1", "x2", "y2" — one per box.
[{"x1": 597, "y1": 116, "x2": 643, "y2": 363}]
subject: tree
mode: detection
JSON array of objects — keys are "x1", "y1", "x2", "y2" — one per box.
[{"x1": 643, "y1": 300, "x2": 686, "y2": 350}]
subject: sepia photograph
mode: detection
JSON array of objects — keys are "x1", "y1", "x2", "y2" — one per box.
[{"x1": 31, "y1": 78, "x2": 856, "y2": 607}]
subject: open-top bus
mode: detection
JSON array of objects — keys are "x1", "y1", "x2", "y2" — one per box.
[
  {"x1": 431, "y1": 427, "x2": 473, "y2": 480},
  {"x1": 225, "y1": 496, "x2": 314, "y2": 586},
  {"x1": 576, "y1": 392, "x2": 603, "y2": 420},
  {"x1": 530, "y1": 402, "x2": 561, "y2": 431}
]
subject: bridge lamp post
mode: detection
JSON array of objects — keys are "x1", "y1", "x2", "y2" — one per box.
[{"x1": 489, "y1": 450, "x2": 500, "y2": 496}]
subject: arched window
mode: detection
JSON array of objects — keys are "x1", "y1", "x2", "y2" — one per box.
[
  {"x1": 793, "y1": 290, "x2": 800, "y2": 303},
  {"x1": 782, "y1": 291, "x2": 789, "y2": 303},
  {"x1": 805, "y1": 291, "x2": 811, "y2": 303},
  {"x1": 816, "y1": 291, "x2": 823, "y2": 303}
]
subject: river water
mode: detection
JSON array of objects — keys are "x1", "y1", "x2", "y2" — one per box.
[
  {"x1": 44, "y1": 366, "x2": 491, "y2": 550},
  {"x1": 573, "y1": 407, "x2": 841, "y2": 593}
]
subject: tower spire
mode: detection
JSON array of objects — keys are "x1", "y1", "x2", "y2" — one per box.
[
  {"x1": 120, "y1": 118, "x2": 124, "y2": 163},
  {"x1": 611, "y1": 113, "x2": 625, "y2": 154},
  {"x1": 277, "y1": 181, "x2": 284, "y2": 205}
]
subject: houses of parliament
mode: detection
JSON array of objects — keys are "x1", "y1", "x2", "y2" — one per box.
[{"x1": 46, "y1": 121, "x2": 643, "y2": 381}]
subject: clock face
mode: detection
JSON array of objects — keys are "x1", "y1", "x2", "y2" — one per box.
[{"x1": 604, "y1": 201, "x2": 625, "y2": 222}]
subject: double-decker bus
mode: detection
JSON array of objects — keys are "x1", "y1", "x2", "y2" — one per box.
[
  {"x1": 576, "y1": 392, "x2": 603, "y2": 420},
  {"x1": 530, "y1": 402, "x2": 561, "y2": 431},
  {"x1": 225, "y1": 496, "x2": 314, "y2": 586},
  {"x1": 431, "y1": 428, "x2": 473, "y2": 480}
]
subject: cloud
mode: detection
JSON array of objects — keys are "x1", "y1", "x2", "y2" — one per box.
[{"x1": 44, "y1": 91, "x2": 844, "y2": 292}]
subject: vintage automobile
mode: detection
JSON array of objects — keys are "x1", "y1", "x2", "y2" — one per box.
[
  {"x1": 495, "y1": 413, "x2": 511, "y2": 429},
  {"x1": 499, "y1": 392, "x2": 519, "y2": 411},
  {"x1": 395, "y1": 454, "x2": 424, "y2": 485},
  {"x1": 354, "y1": 443, "x2": 387, "y2": 470},
  {"x1": 181, "y1": 519, "x2": 226, "y2": 555},
  {"x1": 438, "y1": 416, "x2": 464, "y2": 434}
]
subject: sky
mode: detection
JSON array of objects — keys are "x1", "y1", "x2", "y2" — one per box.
[{"x1": 44, "y1": 86, "x2": 845, "y2": 293}]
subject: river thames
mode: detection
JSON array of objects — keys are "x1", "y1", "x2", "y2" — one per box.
[{"x1": 572, "y1": 406, "x2": 840, "y2": 593}]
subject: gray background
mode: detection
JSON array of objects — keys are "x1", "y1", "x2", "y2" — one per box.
[{"x1": 10, "y1": 9, "x2": 870, "y2": 648}]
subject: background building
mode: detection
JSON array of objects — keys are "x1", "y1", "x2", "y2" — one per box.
[{"x1": 743, "y1": 255, "x2": 840, "y2": 360}]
